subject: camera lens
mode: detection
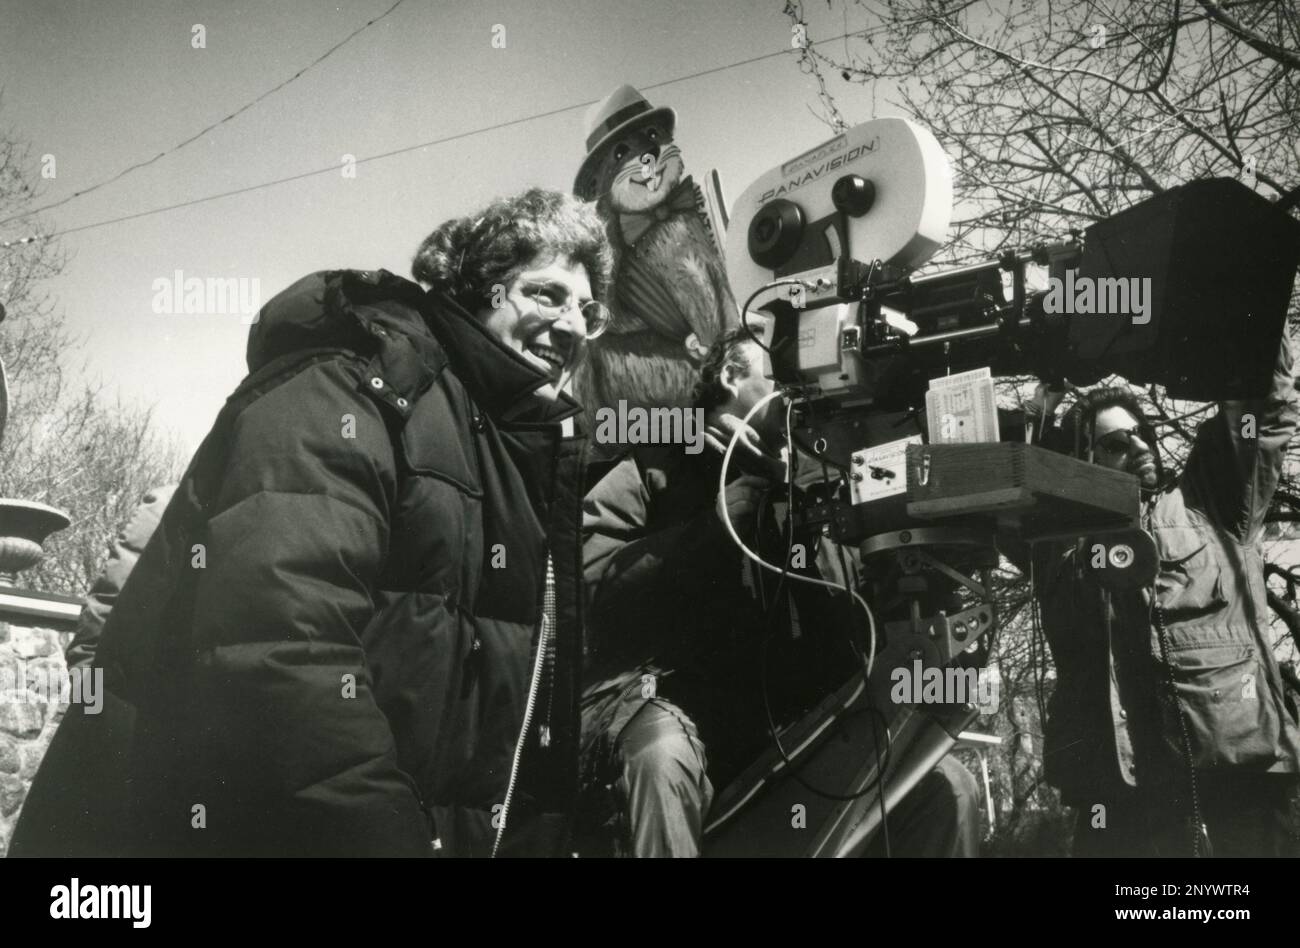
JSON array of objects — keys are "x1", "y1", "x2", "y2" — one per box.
[{"x1": 748, "y1": 199, "x2": 805, "y2": 269}]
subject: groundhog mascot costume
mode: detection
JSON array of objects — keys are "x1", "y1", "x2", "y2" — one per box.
[{"x1": 572, "y1": 85, "x2": 738, "y2": 460}]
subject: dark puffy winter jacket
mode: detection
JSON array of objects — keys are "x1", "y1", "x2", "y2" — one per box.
[{"x1": 12, "y1": 269, "x2": 587, "y2": 857}]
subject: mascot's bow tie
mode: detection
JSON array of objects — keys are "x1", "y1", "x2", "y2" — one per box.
[{"x1": 618, "y1": 175, "x2": 697, "y2": 247}]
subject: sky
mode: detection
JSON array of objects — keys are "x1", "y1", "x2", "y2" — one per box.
[{"x1": 0, "y1": 0, "x2": 901, "y2": 454}]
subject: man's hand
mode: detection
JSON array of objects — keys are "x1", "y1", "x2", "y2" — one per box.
[
  {"x1": 1027, "y1": 381, "x2": 1069, "y2": 444},
  {"x1": 704, "y1": 413, "x2": 787, "y2": 482},
  {"x1": 716, "y1": 475, "x2": 770, "y2": 527}
]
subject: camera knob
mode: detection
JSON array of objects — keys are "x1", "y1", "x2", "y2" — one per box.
[{"x1": 832, "y1": 175, "x2": 875, "y2": 217}]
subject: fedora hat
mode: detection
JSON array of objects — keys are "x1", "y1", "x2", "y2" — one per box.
[{"x1": 574, "y1": 84, "x2": 676, "y2": 200}]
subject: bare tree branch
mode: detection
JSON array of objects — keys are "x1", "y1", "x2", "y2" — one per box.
[{"x1": 1196, "y1": 0, "x2": 1300, "y2": 71}]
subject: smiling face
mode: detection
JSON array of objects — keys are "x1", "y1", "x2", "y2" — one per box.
[
  {"x1": 593, "y1": 124, "x2": 684, "y2": 214},
  {"x1": 475, "y1": 255, "x2": 593, "y2": 402}
]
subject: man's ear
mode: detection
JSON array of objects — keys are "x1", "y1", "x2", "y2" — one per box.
[
  {"x1": 683, "y1": 333, "x2": 709, "y2": 361},
  {"x1": 719, "y1": 360, "x2": 744, "y2": 399}
]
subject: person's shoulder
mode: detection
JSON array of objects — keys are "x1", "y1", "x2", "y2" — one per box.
[
  {"x1": 1149, "y1": 481, "x2": 1193, "y2": 527},
  {"x1": 119, "y1": 484, "x2": 178, "y2": 550},
  {"x1": 629, "y1": 442, "x2": 707, "y2": 480},
  {"x1": 586, "y1": 444, "x2": 689, "y2": 495},
  {"x1": 247, "y1": 269, "x2": 439, "y2": 373},
  {"x1": 332, "y1": 269, "x2": 432, "y2": 322}
]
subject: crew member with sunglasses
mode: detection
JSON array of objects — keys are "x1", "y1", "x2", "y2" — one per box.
[{"x1": 1014, "y1": 335, "x2": 1300, "y2": 857}]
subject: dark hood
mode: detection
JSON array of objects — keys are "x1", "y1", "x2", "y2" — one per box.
[
  {"x1": 246, "y1": 269, "x2": 430, "y2": 373},
  {"x1": 246, "y1": 270, "x2": 581, "y2": 426}
]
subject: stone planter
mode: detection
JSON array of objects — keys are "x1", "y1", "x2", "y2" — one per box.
[{"x1": 0, "y1": 500, "x2": 71, "y2": 585}]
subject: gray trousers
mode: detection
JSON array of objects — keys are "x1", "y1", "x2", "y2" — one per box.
[
  {"x1": 605, "y1": 697, "x2": 981, "y2": 857},
  {"x1": 615, "y1": 698, "x2": 714, "y2": 857}
]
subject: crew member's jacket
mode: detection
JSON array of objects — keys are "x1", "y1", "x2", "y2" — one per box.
[
  {"x1": 580, "y1": 443, "x2": 857, "y2": 784},
  {"x1": 65, "y1": 484, "x2": 177, "y2": 673},
  {"x1": 12, "y1": 269, "x2": 587, "y2": 857},
  {"x1": 1025, "y1": 337, "x2": 1300, "y2": 806}
]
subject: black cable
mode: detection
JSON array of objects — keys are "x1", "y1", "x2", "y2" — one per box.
[
  {"x1": 1144, "y1": 489, "x2": 1207, "y2": 858},
  {"x1": 819, "y1": 455, "x2": 870, "y2": 656},
  {"x1": 1149, "y1": 597, "x2": 1207, "y2": 857},
  {"x1": 864, "y1": 683, "x2": 893, "y2": 858},
  {"x1": 751, "y1": 429, "x2": 893, "y2": 804},
  {"x1": 1029, "y1": 552, "x2": 1050, "y2": 742},
  {"x1": 741, "y1": 280, "x2": 809, "y2": 354},
  {"x1": 819, "y1": 453, "x2": 892, "y2": 854},
  {"x1": 758, "y1": 606, "x2": 894, "y2": 804}
]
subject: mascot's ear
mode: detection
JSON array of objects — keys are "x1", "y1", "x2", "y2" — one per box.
[{"x1": 683, "y1": 333, "x2": 709, "y2": 361}]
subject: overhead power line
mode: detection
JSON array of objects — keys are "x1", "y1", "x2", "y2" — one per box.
[
  {"x1": 0, "y1": 26, "x2": 884, "y2": 249},
  {"x1": 0, "y1": 0, "x2": 408, "y2": 229}
]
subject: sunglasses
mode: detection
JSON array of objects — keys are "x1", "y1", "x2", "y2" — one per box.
[{"x1": 1093, "y1": 427, "x2": 1148, "y2": 456}]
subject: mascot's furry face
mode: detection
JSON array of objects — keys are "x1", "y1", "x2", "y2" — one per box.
[
  {"x1": 590, "y1": 124, "x2": 685, "y2": 216},
  {"x1": 570, "y1": 105, "x2": 738, "y2": 460}
]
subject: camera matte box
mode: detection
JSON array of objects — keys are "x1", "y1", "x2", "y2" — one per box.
[
  {"x1": 1071, "y1": 177, "x2": 1299, "y2": 400},
  {"x1": 904, "y1": 443, "x2": 1138, "y2": 540}
]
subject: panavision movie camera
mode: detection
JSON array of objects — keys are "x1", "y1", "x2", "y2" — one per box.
[
  {"x1": 726, "y1": 118, "x2": 1300, "y2": 426},
  {"x1": 700, "y1": 120, "x2": 1299, "y2": 857}
]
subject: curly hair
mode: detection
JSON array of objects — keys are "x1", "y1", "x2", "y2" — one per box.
[
  {"x1": 1057, "y1": 385, "x2": 1163, "y2": 478},
  {"x1": 692, "y1": 327, "x2": 755, "y2": 411},
  {"x1": 411, "y1": 188, "x2": 613, "y2": 311}
]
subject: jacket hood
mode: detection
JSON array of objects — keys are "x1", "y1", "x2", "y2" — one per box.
[
  {"x1": 246, "y1": 269, "x2": 430, "y2": 373},
  {"x1": 246, "y1": 270, "x2": 581, "y2": 426}
]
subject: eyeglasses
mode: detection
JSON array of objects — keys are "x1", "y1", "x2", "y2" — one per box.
[
  {"x1": 1093, "y1": 427, "x2": 1147, "y2": 456},
  {"x1": 519, "y1": 281, "x2": 611, "y2": 341}
]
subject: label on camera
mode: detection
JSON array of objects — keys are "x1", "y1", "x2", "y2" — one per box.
[
  {"x1": 926, "y1": 367, "x2": 999, "y2": 443},
  {"x1": 851, "y1": 435, "x2": 923, "y2": 504}
]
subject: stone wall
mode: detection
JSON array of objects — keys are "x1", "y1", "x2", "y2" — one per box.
[{"x1": 0, "y1": 618, "x2": 71, "y2": 856}]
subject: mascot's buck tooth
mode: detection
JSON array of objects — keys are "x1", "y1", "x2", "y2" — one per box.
[{"x1": 572, "y1": 85, "x2": 738, "y2": 458}]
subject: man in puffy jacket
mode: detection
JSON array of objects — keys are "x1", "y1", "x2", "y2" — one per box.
[
  {"x1": 13, "y1": 188, "x2": 612, "y2": 857},
  {"x1": 1022, "y1": 335, "x2": 1300, "y2": 856}
]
